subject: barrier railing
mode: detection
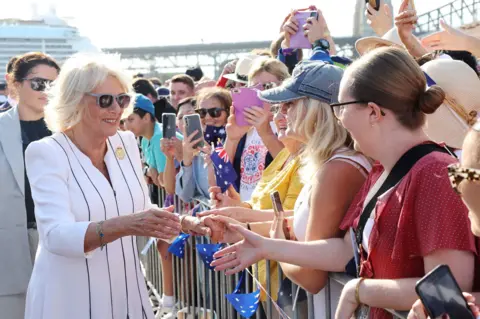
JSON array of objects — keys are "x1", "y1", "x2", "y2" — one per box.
[{"x1": 139, "y1": 186, "x2": 408, "y2": 319}]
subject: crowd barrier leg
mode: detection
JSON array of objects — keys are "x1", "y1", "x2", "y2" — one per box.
[{"x1": 325, "y1": 276, "x2": 332, "y2": 319}]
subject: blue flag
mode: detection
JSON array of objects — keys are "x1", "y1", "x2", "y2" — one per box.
[
  {"x1": 196, "y1": 243, "x2": 222, "y2": 270},
  {"x1": 168, "y1": 233, "x2": 190, "y2": 258},
  {"x1": 204, "y1": 125, "x2": 226, "y2": 147},
  {"x1": 210, "y1": 142, "x2": 237, "y2": 192},
  {"x1": 226, "y1": 271, "x2": 260, "y2": 318}
]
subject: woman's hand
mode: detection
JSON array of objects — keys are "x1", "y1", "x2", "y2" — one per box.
[
  {"x1": 202, "y1": 215, "x2": 246, "y2": 243},
  {"x1": 221, "y1": 60, "x2": 237, "y2": 78},
  {"x1": 421, "y1": 20, "x2": 472, "y2": 52},
  {"x1": 304, "y1": 9, "x2": 329, "y2": 45},
  {"x1": 173, "y1": 137, "x2": 183, "y2": 162},
  {"x1": 269, "y1": 208, "x2": 290, "y2": 240},
  {"x1": 209, "y1": 185, "x2": 243, "y2": 208},
  {"x1": 281, "y1": 10, "x2": 299, "y2": 49},
  {"x1": 225, "y1": 105, "x2": 250, "y2": 142},
  {"x1": 335, "y1": 278, "x2": 361, "y2": 319},
  {"x1": 244, "y1": 105, "x2": 272, "y2": 137},
  {"x1": 198, "y1": 206, "x2": 249, "y2": 222},
  {"x1": 365, "y1": 0, "x2": 393, "y2": 37},
  {"x1": 180, "y1": 215, "x2": 211, "y2": 237},
  {"x1": 124, "y1": 205, "x2": 181, "y2": 240},
  {"x1": 395, "y1": 0, "x2": 418, "y2": 41},
  {"x1": 182, "y1": 131, "x2": 204, "y2": 167},
  {"x1": 160, "y1": 138, "x2": 176, "y2": 158},
  {"x1": 211, "y1": 224, "x2": 268, "y2": 275},
  {"x1": 407, "y1": 293, "x2": 480, "y2": 319}
]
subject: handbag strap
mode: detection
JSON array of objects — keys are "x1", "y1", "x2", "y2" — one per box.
[{"x1": 355, "y1": 143, "x2": 451, "y2": 248}]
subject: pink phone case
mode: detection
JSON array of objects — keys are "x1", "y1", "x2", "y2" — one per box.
[
  {"x1": 231, "y1": 87, "x2": 263, "y2": 127},
  {"x1": 290, "y1": 11, "x2": 318, "y2": 49}
]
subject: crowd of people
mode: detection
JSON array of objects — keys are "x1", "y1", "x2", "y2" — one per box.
[{"x1": 1, "y1": 0, "x2": 480, "y2": 318}]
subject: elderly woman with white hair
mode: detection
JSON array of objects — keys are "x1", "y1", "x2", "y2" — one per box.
[{"x1": 23, "y1": 54, "x2": 210, "y2": 319}]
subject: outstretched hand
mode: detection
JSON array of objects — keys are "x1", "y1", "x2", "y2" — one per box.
[{"x1": 211, "y1": 224, "x2": 268, "y2": 275}]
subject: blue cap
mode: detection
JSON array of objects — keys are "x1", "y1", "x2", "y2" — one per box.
[
  {"x1": 259, "y1": 60, "x2": 343, "y2": 104},
  {"x1": 134, "y1": 94, "x2": 155, "y2": 116},
  {"x1": 156, "y1": 87, "x2": 170, "y2": 97}
]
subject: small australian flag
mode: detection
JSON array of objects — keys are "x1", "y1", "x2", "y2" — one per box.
[
  {"x1": 204, "y1": 125, "x2": 227, "y2": 147},
  {"x1": 210, "y1": 142, "x2": 237, "y2": 192}
]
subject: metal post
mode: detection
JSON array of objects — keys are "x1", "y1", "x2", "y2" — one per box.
[{"x1": 266, "y1": 260, "x2": 272, "y2": 319}]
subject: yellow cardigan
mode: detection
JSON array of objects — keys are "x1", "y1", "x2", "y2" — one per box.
[{"x1": 249, "y1": 148, "x2": 304, "y2": 302}]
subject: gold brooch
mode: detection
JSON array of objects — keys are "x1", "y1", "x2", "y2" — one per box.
[{"x1": 115, "y1": 146, "x2": 125, "y2": 160}]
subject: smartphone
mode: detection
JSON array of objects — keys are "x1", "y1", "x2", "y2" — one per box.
[
  {"x1": 415, "y1": 265, "x2": 475, "y2": 319},
  {"x1": 290, "y1": 11, "x2": 318, "y2": 49},
  {"x1": 231, "y1": 87, "x2": 263, "y2": 127},
  {"x1": 270, "y1": 191, "x2": 284, "y2": 216},
  {"x1": 365, "y1": 0, "x2": 380, "y2": 11},
  {"x1": 162, "y1": 113, "x2": 177, "y2": 139},
  {"x1": 183, "y1": 114, "x2": 204, "y2": 148}
]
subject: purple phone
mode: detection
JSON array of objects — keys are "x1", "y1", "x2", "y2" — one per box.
[
  {"x1": 290, "y1": 11, "x2": 318, "y2": 49},
  {"x1": 231, "y1": 87, "x2": 263, "y2": 127}
]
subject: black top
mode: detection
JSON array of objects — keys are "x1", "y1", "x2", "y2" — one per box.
[{"x1": 20, "y1": 118, "x2": 51, "y2": 224}]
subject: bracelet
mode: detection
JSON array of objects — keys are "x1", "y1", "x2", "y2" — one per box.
[
  {"x1": 179, "y1": 215, "x2": 188, "y2": 234},
  {"x1": 355, "y1": 277, "x2": 366, "y2": 305},
  {"x1": 96, "y1": 221, "x2": 105, "y2": 250}
]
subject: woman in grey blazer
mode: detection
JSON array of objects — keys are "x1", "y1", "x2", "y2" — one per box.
[{"x1": 0, "y1": 52, "x2": 60, "y2": 318}]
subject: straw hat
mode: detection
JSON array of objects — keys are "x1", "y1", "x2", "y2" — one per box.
[
  {"x1": 421, "y1": 59, "x2": 480, "y2": 149},
  {"x1": 355, "y1": 27, "x2": 403, "y2": 56},
  {"x1": 223, "y1": 55, "x2": 259, "y2": 84}
]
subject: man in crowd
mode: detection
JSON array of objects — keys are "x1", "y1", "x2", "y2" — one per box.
[
  {"x1": 169, "y1": 74, "x2": 195, "y2": 110},
  {"x1": 133, "y1": 77, "x2": 176, "y2": 121}
]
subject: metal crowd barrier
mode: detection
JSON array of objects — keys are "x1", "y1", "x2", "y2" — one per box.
[{"x1": 138, "y1": 186, "x2": 407, "y2": 319}]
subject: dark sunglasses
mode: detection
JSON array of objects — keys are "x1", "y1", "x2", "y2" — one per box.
[
  {"x1": 23, "y1": 77, "x2": 53, "y2": 92},
  {"x1": 86, "y1": 93, "x2": 131, "y2": 109},
  {"x1": 195, "y1": 107, "x2": 226, "y2": 119},
  {"x1": 330, "y1": 100, "x2": 386, "y2": 119},
  {"x1": 250, "y1": 82, "x2": 278, "y2": 91},
  {"x1": 447, "y1": 163, "x2": 480, "y2": 194}
]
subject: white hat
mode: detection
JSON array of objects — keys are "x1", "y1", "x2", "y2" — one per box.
[
  {"x1": 355, "y1": 27, "x2": 403, "y2": 56},
  {"x1": 421, "y1": 59, "x2": 480, "y2": 149},
  {"x1": 223, "y1": 55, "x2": 259, "y2": 84}
]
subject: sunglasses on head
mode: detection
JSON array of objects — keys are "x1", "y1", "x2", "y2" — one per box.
[
  {"x1": 86, "y1": 93, "x2": 131, "y2": 109},
  {"x1": 195, "y1": 107, "x2": 225, "y2": 118},
  {"x1": 23, "y1": 77, "x2": 53, "y2": 92},
  {"x1": 447, "y1": 163, "x2": 480, "y2": 195}
]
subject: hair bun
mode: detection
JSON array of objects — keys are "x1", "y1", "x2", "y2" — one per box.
[{"x1": 418, "y1": 85, "x2": 445, "y2": 114}]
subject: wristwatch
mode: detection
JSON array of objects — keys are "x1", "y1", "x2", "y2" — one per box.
[{"x1": 312, "y1": 39, "x2": 330, "y2": 51}]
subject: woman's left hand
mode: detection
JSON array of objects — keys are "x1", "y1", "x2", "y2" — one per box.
[
  {"x1": 244, "y1": 105, "x2": 272, "y2": 136},
  {"x1": 335, "y1": 279, "x2": 360, "y2": 319},
  {"x1": 395, "y1": 0, "x2": 418, "y2": 40}
]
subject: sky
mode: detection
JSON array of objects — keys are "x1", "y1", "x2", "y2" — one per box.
[{"x1": 0, "y1": 0, "x2": 456, "y2": 49}]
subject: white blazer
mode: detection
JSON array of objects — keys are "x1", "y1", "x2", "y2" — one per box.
[{"x1": 24, "y1": 131, "x2": 154, "y2": 319}]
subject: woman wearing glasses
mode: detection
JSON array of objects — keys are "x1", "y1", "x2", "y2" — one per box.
[
  {"x1": 176, "y1": 87, "x2": 231, "y2": 203},
  {"x1": 0, "y1": 52, "x2": 59, "y2": 318},
  {"x1": 22, "y1": 54, "x2": 190, "y2": 319},
  {"x1": 211, "y1": 47, "x2": 477, "y2": 319}
]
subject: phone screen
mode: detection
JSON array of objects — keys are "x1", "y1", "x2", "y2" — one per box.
[
  {"x1": 416, "y1": 265, "x2": 475, "y2": 319},
  {"x1": 270, "y1": 191, "x2": 283, "y2": 216}
]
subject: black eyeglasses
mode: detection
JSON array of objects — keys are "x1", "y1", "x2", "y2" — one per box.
[
  {"x1": 195, "y1": 108, "x2": 226, "y2": 119},
  {"x1": 86, "y1": 93, "x2": 131, "y2": 109},
  {"x1": 23, "y1": 77, "x2": 53, "y2": 92},
  {"x1": 330, "y1": 100, "x2": 386, "y2": 119}
]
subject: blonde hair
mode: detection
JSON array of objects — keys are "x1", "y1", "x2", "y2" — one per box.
[
  {"x1": 291, "y1": 98, "x2": 351, "y2": 183},
  {"x1": 248, "y1": 58, "x2": 290, "y2": 84},
  {"x1": 44, "y1": 53, "x2": 134, "y2": 132}
]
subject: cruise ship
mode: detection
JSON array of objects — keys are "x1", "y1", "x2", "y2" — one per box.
[{"x1": 0, "y1": 6, "x2": 97, "y2": 79}]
